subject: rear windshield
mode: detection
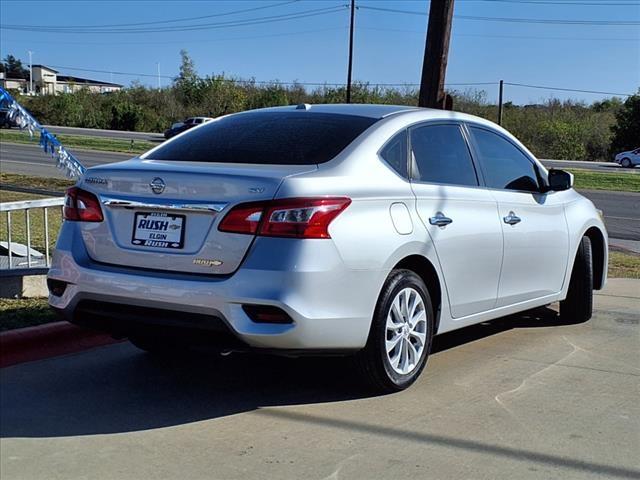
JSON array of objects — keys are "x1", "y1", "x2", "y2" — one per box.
[{"x1": 147, "y1": 111, "x2": 378, "y2": 165}]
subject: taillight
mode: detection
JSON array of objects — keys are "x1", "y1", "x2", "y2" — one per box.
[
  {"x1": 261, "y1": 198, "x2": 351, "y2": 238},
  {"x1": 218, "y1": 197, "x2": 351, "y2": 239},
  {"x1": 63, "y1": 187, "x2": 103, "y2": 222},
  {"x1": 217, "y1": 201, "x2": 264, "y2": 235}
]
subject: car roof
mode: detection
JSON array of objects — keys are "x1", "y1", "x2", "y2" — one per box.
[
  {"x1": 247, "y1": 104, "x2": 501, "y2": 126},
  {"x1": 256, "y1": 103, "x2": 422, "y2": 119}
]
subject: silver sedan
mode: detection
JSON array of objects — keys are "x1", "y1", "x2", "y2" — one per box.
[{"x1": 48, "y1": 104, "x2": 607, "y2": 391}]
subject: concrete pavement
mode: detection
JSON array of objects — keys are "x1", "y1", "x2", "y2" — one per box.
[{"x1": 1, "y1": 278, "x2": 638, "y2": 480}]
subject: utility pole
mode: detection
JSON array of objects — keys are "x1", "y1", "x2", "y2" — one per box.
[
  {"x1": 156, "y1": 62, "x2": 161, "y2": 91},
  {"x1": 418, "y1": 0, "x2": 455, "y2": 108},
  {"x1": 346, "y1": 0, "x2": 355, "y2": 103},
  {"x1": 497, "y1": 79, "x2": 504, "y2": 125},
  {"x1": 28, "y1": 50, "x2": 33, "y2": 94}
]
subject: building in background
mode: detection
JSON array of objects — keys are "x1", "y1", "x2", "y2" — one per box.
[
  {"x1": 0, "y1": 73, "x2": 27, "y2": 92},
  {"x1": 0, "y1": 65, "x2": 122, "y2": 95}
]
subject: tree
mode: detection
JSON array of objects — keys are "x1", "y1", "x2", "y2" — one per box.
[
  {"x1": 610, "y1": 92, "x2": 640, "y2": 154},
  {"x1": 1, "y1": 55, "x2": 29, "y2": 79},
  {"x1": 175, "y1": 50, "x2": 197, "y2": 86},
  {"x1": 592, "y1": 97, "x2": 623, "y2": 113},
  {"x1": 174, "y1": 49, "x2": 200, "y2": 106}
]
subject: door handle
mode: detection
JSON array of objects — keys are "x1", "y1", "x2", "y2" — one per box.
[
  {"x1": 429, "y1": 212, "x2": 453, "y2": 227},
  {"x1": 503, "y1": 211, "x2": 521, "y2": 225}
]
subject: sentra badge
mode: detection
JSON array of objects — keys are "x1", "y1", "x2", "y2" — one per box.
[{"x1": 85, "y1": 177, "x2": 108, "y2": 185}]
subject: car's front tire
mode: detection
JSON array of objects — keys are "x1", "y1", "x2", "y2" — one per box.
[
  {"x1": 356, "y1": 269, "x2": 434, "y2": 392},
  {"x1": 560, "y1": 236, "x2": 593, "y2": 323},
  {"x1": 621, "y1": 158, "x2": 632, "y2": 168}
]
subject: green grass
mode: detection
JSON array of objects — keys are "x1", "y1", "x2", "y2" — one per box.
[
  {"x1": 0, "y1": 298, "x2": 58, "y2": 331},
  {"x1": 609, "y1": 251, "x2": 640, "y2": 279},
  {"x1": 1, "y1": 172, "x2": 74, "y2": 193},
  {"x1": 0, "y1": 175, "x2": 72, "y2": 254},
  {"x1": 568, "y1": 169, "x2": 640, "y2": 193},
  {"x1": 0, "y1": 129, "x2": 155, "y2": 155},
  {"x1": 0, "y1": 190, "x2": 64, "y2": 254}
]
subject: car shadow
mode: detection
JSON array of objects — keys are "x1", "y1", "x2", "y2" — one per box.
[{"x1": 0, "y1": 306, "x2": 570, "y2": 438}]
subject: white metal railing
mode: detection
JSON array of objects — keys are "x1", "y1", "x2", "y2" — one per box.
[{"x1": 0, "y1": 197, "x2": 65, "y2": 270}]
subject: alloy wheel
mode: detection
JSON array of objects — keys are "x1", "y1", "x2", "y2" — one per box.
[{"x1": 385, "y1": 287, "x2": 428, "y2": 375}]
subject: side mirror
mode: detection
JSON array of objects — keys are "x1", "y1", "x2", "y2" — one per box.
[{"x1": 548, "y1": 169, "x2": 574, "y2": 191}]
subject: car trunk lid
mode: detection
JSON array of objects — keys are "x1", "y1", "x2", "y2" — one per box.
[{"x1": 77, "y1": 159, "x2": 316, "y2": 275}]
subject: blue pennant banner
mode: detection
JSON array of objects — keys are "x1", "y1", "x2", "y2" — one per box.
[{"x1": 0, "y1": 87, "x2": 86, "y2": 178}]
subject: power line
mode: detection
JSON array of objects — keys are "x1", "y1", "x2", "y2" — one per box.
[
  {"x1": 474, "y1": 0, "x2": 640, "y2": 5},
  {"x1": 0, "y1": 5, "x2": 349, "y2": 34},
  {"x1": 503, "y1": 82, "x2": 634, "y2": 96},
  {"x1": 45, "y1": 64, "x2": 340, "y2": 85},
  {"x1": 457, "y1": 14, "x2": 640, "y2": 25},
  {"x1": 39, "y1": 64, "x2": 496, "y2": 87},
  {"x1": 358, "y1": 5, "x2": 640, "y2": 25},
  {"x1": 37, "y1": 66, "x2": 634, "y2": 96},
  {"x1": 1, "y1": 6, "x2": 346, "y2": 34},
  {"x1": 0, "y1": 1, "x2": 300, "y2": 30},
  {"x1": 358, "y1": 26, "x2": 638, "y2": 42},
  {"x1": 48, "y1": 65, "x2": 174, "y2": 80},
  {"x1": 0, "y1": 26, "x2": 348, "y2": 47}
]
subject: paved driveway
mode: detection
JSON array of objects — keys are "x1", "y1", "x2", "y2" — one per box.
[{"x1": 1, "y1": 279, "x2": 638, "y2": 480}]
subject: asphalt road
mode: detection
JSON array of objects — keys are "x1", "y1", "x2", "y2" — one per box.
[
  {"x1": 580, "y1": 190, "x2": 640, "y2": 242},
  {"x1": 2, "y1": 141, "x2": 637, "y2": 176},
  {"x1": 0, "y1": 142, "x2": 130, "y2": 178},
  {"x1": 7, "y1": 125, "x2": 639, "y2": 173},
  {"x1": 542, "y1": 159, "x2": 638, "y2": 174},
  {"x1": 43, "y1": 125, "x2": 164, "y2": 143},
  {"x1": 1, "y1": 279, "x2": 638, "y2": 480},
  {"x1": 1, "y1": 142, "x2": 638, "y2": 241}
]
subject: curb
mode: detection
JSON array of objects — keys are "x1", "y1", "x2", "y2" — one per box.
[{"x1": 0, "y1": 321, "x2": 121, "y2": 368}]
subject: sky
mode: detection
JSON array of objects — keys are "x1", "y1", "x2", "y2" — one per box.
[{"x1": 0, "y1": 0, "x2": 638, "y2": 105}]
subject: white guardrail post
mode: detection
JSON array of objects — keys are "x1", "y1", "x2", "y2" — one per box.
[{"x1": 0, "y1": 197, "x2": 65, "y2": 270}]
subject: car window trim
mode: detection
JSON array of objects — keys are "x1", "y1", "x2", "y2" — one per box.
[
  {"x1": 376, "y1": 128, "x2": 411, "y2": 182},
  {"x1": 407, "y1": 120, "x2": 482, "y2": 189},
  {"x1": 464, "y1": 122, "x2": 545, "y2": 195}
]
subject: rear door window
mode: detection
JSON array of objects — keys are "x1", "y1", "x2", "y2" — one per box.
[
  {"x1": 149, "y1": 112, "x2": 378, "y2": 165},
  {"x1": 410, "y1": 124, "x2": 479, "y2": 187}
]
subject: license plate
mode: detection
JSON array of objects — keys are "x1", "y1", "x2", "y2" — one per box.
[{"x1": 131, "y1": 212, "x2": 185, "y2": 249}]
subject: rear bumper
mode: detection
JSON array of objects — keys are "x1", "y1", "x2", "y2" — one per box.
[{"x1": 48, "y1": 223, "x2": 385, "y2": 350}]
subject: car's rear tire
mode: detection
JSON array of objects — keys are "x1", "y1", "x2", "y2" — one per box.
[
  {"x1": 356, "y1": 269, "x2": 434, "y2": 393},
  {"x1": 560, "y1": 236, "x2": 593, "y2": 323},
  {"x1": 621, "y1": 158, "x2": 632, "y2": 168}
]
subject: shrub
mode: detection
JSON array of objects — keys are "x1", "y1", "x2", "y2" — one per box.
[{"x1": 610, "y1": 93, "x2": 640, "y2": 155}]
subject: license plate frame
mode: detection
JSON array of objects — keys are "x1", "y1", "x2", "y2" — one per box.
[{"x1": 131, "y1": 211, "x2": 186, "y2": 249}]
